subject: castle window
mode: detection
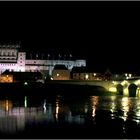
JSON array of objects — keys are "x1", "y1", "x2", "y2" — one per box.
[{"x1": 12, "y1": 52, "x2": 15, "y2": 56}]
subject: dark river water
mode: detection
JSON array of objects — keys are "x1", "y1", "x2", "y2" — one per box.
[{"x1": 0, "y1": 93, "x2": 140, "y2": 138}]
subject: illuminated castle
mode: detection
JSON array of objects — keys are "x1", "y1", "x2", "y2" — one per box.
[{"x1": 0, "y1": 44, "x2": 86, "y2": 77}]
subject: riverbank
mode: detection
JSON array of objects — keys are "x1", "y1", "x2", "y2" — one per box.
[{"x1": 0, "y1": 82, "x2": 118, "y2": 98}]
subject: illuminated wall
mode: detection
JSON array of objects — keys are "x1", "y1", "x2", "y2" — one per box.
[
  {"x1": 72, "y1": 72, "x2": 103, "y2": 80},
  {"x1": 0, "y1": 75, "x2": 13, "y2": 83},
  {"x1": 0, "y1": 45, "x2": 86, "y2": 76},
  {"x1": 25, "y1": 59, "x2": 86, "y2": 75},
  {"x1": 52, "y1": 70, "x2": 70, "y2": 80}
]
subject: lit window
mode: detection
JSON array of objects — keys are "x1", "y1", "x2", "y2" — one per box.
[
  {"x1": 129, "y1": 74, "x2": 132, "y2": 77},
  {"x1": 93, "y1": 73, "x2": 96, "y2": 76}
]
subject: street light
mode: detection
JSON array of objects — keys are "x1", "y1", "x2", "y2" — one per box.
[{"x1": 85, "y1": 74, "x2": 89, "y2": 80}]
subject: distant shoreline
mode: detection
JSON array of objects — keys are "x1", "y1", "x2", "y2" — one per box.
[{"x1": 0, "y1": 81, "x2": 117, "y2": 98}]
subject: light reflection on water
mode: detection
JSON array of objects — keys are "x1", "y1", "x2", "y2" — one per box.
[
  {"x1": 1, "y1": 95, "x2": 140, "y2": 138},
  {"x1": 91, "y1": 96, "x2": 99, "y2": 118}
]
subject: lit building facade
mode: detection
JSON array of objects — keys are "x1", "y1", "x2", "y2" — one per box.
[
  {"x1": 0, "y1": 45, "x2": 86, "y2": 77},
  {"x1": 72, "y1": 72, "x2": 103, "y2": 80},
  {"x1": 52, "y1": 65, "x2": 70, "y2": 80}
]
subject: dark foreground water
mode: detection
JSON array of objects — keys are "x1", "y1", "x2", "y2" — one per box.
[{"x1": 0, "y1": 92, "x2": 140, "y2": 138}]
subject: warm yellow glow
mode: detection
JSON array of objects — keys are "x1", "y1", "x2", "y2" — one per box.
[
  {"x1": 122, "y1": 97, "x2": 128, "y2": 102},
  {"x1": 121, "y1": 97, "x2": 129, "y2": 121},
  {"x1": 109, "y1": 87, "x2": 117, "y2": 92},
  {"x1": 85, "y1": 74, "x2": 89, "y2": 80},
  {"x1": 135, "y1": 80, "x2": 140, "y2": 86},
  {"x1": 56, "y1": 106, "x2": 59, "y2": 114},
  {"x1": 91, "y1": 96, "x2": 99, "y2": 106},
  {"x1": 93, "y1": 73, "x2": 96, "y2": 76},
  {"x1": 136, "y1": 87, "x2": 140, "y2": 97},
  {"x1": 121, "y1": 80, "x2": 128, "y2": 86},
  {"x1": 0, "y1": 75, "x2": 13, "y2": 83},
  {"x1": 0, "y1": 100, "x2": 12, "y2": 111},
  {"x1": 123, "y1": 88, "x2": 129, "y2": 96},
  {"x1": 6, "y1": 100, "x2": 9, "y2": 111},
  {"x1": 91, "y1": 96, "x2": 99, "y2": 118},
  {"x1": 129, "y1": 74, "x2": 132, "y2": 77},
  {"x1": 110, "y1": 96, "x2": 116, "y2": 115},
  {"x1": 111, "y1": 96, "x2": 116, "y2": 101},
  {"x1": 110, "y1": 102, "x2": 116, "y2": 114},
  {"x1": 55, "y1": 102, "x2": 59, "y2": 121},
  {"x1": 50, "y1": 77, "x2": 53, "y2": 80},
  {"x1": 112, "y1": 81, "x2": 117, "y2": 85},
  {"x1": 92, "y1": 108, "x2": 96, "y2": 117},
  {"x1": 57, "y1": 73, "x2": 60, "y2": 77},
  {"x1": 136, "y1": 110, "x2": 140, "y2": 117}
]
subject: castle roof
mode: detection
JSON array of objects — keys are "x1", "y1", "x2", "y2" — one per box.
[{"x1": 53, "y1": 64, "x2": 68, "y2": 70}]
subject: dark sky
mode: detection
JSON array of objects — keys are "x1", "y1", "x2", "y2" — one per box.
[{"x1": 0, "y1": 1, "x2": 140, "y2": 74}]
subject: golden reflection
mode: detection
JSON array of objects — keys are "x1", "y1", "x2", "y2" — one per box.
[
  {"x1": 6, "y1": 100, "x2": 9, "y2": 111},
  {"x1": 109, "y1": 96, "x2": 117, "y2": 118},
  {"x1": 123, "y1": 88, "x2": 129, "y2": 96},
  {"x1": 91, "y1": 96, "x2": 99, "y2": 118},
  {"x1": 136, "y1": 87, "x2": 140, "y2": 97},
  {"x1": 0, "y1": 100, "x2": 12, "y2": 111},
  {"x1": 111, "y1": 96, "x2": 116, "y2": 101},
  {"x1": 55, "y1": 101, "x2": 59, "y2": 121},
  {"x1": 134, "y1": 79, "x2": 140, "y2": 86},
  {"x1": 110, "y1": 102, "x2": 116, "y2": 113},
  {"x1": 121, "y1": 80, "x2": 129, "y2": 87},
  {"x1": 133, "y1": 99, "x2": 140, "y2": 123},
  {"x1": 135, "y1": 108, "x2": 140, "y2": 123},
  {"x1": 109, "y1": 87, "x2": 117, "y2": 92},
  {"x1": 92, "y1": 108, "x2": 96, "y2": 117},
  {"x1": 121, "y1": 97, "x2": 130, "y2": 121}
]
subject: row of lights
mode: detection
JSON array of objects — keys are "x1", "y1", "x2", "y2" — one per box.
[
  {"x1": 125, "y1": 73, "x2": 132, "y2": 79},
  {"x1": 85, "y1": 73, "x2": 97, "y2": 80}
]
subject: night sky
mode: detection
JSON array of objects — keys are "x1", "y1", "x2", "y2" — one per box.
[{"x1": 0, "y1": 1, "x2": 140, "y2": 74}]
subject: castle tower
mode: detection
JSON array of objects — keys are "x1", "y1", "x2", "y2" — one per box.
[
  {"x1": 0, "y1": 44, "x2": 20, "y2": 62},
  {"x1": 0, "y1": 44, "x2": 21, "y2": 73}
]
